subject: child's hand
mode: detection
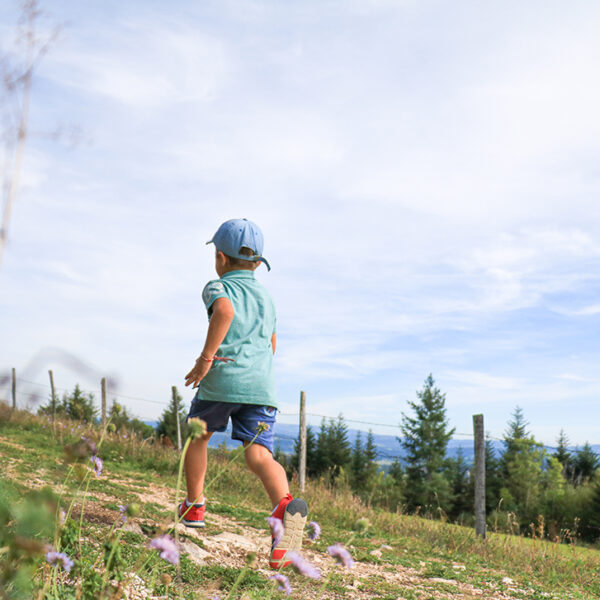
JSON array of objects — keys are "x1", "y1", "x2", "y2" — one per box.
[{"x1": 185, "y1": 358, "x2": 212, "y2": 388}]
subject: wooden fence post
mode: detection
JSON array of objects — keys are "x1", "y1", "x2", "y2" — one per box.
[
  {"x1": 48, "y1": 370, "x2": 56, "y2": 428},
  {"x1": 101, "y1": 377, "x2": 107, "y2": 429},
  {"x1": 11, "y1": 368, "x2": 16, "y2": 411},
  {"x1": 299, "y1": 391, "x2": 307, "y2": 492},
  {"x1": 473, "y1": 414, "x2": 486, "y2": 538},
  {"x1": 173, "y1": 386, "x2": 182, "y2": 451}
]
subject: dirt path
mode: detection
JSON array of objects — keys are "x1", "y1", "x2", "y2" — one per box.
[{"x1": 127, "y1": 480, "x2": 525, "y2": 600}]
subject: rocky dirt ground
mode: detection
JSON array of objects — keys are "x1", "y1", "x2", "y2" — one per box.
[{"x1": 121, "y1": 480, "x2": 539, "y2": 600}]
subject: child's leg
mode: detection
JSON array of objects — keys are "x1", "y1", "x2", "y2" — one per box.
[
  {"x1": 184, "y1": 431, "x2": 213, "y2": 503},
  {"x1": 243, "y1": 442, "x2": 289, "y2": 508}
]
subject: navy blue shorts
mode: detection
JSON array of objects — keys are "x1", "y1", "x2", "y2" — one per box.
[{"x1": 187, "y1": 398, "x2": 277, "y2": 453}]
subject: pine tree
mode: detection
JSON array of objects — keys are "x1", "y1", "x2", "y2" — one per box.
[
  {"x1": 364, "y1": 430, "x2": 379, "y2": 482},
  {"x1": 326, "y1": 415, "x2": 352, "y2": 480},
  {"x1": 502, "y1": 406, "x2": 529, "y2": 462},
  {"x1": 399, "y1": 374, "x2": 455, "y2": 514},
  {"x1": 484, "y1": 437, "x2": 503, "y2": 515},
  {"x1": 499, "y1": 411, "x2": 546, "y2": 524},
  {"x1": 291, "y1": 425, "x2": 318, "y2": 477},
  {"x1": 60, "y1": 385, "x2": 97, "y2": 423},
  {"x1": 156, "y1": 389, "x2": 188, "y2": 444},
  {"x1": 350, "y1": 431, "x2": 367, "y2": 491},
  {"x1": 314, "y1": 418, "x2": 330, "y2": 476},
  {"x1": 553, "y1": 429, "x2": 571, "y2": 467},
  {"x1": 446, "y1": 448, "x2": 471, "y2": 521},
  {"x1": 38, "y1": 391, "x2": 64, "y2": 419},
  {"x1": 571, "y1": 443, "x2": 600, "y2": 485}
]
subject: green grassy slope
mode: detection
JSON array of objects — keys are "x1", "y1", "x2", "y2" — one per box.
[{"x1": 1, "y1": 406, "x2": 599, "y2": 600}]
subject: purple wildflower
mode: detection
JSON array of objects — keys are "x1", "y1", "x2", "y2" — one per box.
[
  {"x1": 267, "y1": 516, "x2": 284, "y2": 547},
  {"x1": 307, "y1": 521, "x2": 321, "y2": 541},
  {"x1": 59, "y1": 509, "x2": 66, "y2": 525},
  {"x1": 286, "y1": 551, "x2": 321, "y2": 579},
  {"x1": 269, "y1": 573, "x2": 292, "y2": 596},
  {"x1": 148, "y1": 534, "x2": 179, "y2": 565},
  {"x1": 327, "y1": 544, "x2": 354, "y2": 568},
  {"x1": 46, "y1": 551, "x2": 74, "y2": 572},
  {"x1": 117, "y1": 504, "x2": 127, "y2": 523},
  {"x1": 90, "y1": 455, "x2": 103, "y2": 477}
]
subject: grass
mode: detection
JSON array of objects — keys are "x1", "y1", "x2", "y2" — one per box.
[{"x1": 1, "y1": 404, "x2": 600, "y2": 599}]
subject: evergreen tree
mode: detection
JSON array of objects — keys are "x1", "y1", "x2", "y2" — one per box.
[
  {"x1": 399, "y1": 374, "x2": 455, "y2": 514},
  {"x1": 314, "y1": 418, "x2": 330, "y2": 476},
  {"x1": 484, "y1": 437, "x2": 503, "y2": 515},
  {"x1": 291, "y1": 425, "x2": 318, "y2": 477},
  {"x1": 58, "y1": 385, "x2": 97, "y2": 423},
  {"x1": 388, "y1": 459, "x2": 404, "y2": 484},
  {"x1": 350, "y1": 431, "x2": 367, "y2": 490},
  {"x1": 364, "y1": 430, "x2": 379, "y2": 481},
  {"x1": 446, "y1": 448, "x2": 471, "y2": 521},
  {"x1": 326, "y1": 415, "x2": 352, "y2": 480},
  {"x1": 156, "y1": 389, "x2": 188, "y2": 444},
  {"x1": 553, "y1": 429, "x2": 571, "y2": 470},
  {"x1": 571, "y1": 443, "x2": 600, "y2": 485},
  {"x1": 502, "y1": 406, "x2": 529, "y2": 468},
  {"x1": 38, "y1": 391, "x2": 65, "y2": 419},
  {"x1": 500, "y1": 437, "x2": 545, "y2": 524}
]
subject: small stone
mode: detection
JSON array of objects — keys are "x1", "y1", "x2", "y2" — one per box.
[
  {"x1": 452, "y1": 564, "x2": 466, "y2": 571},
  {"x1": 369, "y1": 549, "x2": 382, "y2": 558},
  {"x1": 380, "y1": 544, "x2": 393, "y2": 550},
  {"x1": 502, "y1": 577, "x2": 514, "y2": 585},
  {"x1": 180, "y1": 540, "x2": 210, "y2": 565},
  {"x1": 121, "y1": 521, "x2": 143, "y2": 535},
  {"x1": 204, "y1": 532, "x2": 255, "y2": 551}
]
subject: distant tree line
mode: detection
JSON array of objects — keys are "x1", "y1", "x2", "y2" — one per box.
[
  {"x1": 281, "y1": 374, "x2": 600, "y2": 544},
  {"x1": 39, "y1": 384, "x2": 156, "y2": 439}
]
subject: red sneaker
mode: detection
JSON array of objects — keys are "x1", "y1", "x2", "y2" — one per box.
[
  {"x1": 178, "y1": 499, "x2": 206, "y2": 528},
  {"x1": 269, "y1": 496, "x2": 308, "y2": 569}
]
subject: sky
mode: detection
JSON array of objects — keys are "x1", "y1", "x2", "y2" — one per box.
[{"x1": 1, "y1": 0, "x2": 599, "y2": 446}]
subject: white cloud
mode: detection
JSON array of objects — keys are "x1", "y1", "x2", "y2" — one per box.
[{"x1": 47, "y1": 20, "x2": 229, "y2": 109}]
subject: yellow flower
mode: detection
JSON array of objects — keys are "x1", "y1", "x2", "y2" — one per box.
[
  {"x1": 256, "y1": 421, "x2": 270, "y2": 434},
  {"x1": 188, "y1": 418, "x2": 207, "y2": 439}
]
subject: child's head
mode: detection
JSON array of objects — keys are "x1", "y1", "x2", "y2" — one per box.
[{"x1": 207, "y1": 218, "x2": 271, "y2": 275}]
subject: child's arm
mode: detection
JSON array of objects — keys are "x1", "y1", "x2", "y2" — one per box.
[{"x1": 185, "y1": 297, "x2": 234, "y2": 388}]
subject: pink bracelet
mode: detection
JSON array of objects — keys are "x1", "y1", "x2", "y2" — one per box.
[{"x1": 198, "y1": 354, "x2": 235, "y2": 363}]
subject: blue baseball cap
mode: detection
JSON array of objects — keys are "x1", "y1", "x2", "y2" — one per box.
[{"x1": 206, "y1": 218, "x2": 271, "y2": 271}]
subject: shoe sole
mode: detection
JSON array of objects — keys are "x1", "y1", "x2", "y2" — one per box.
[
  {"x1": 270, "y1": 498, "x2": 308, "y2": 568},
  {"x1": 181, "y1": 518, "x2": 206, "y2": 528}
]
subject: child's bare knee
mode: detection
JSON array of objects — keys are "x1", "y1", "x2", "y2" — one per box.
[{"x1": 244, "y1": 444, "x2": 271, "y2": 469}]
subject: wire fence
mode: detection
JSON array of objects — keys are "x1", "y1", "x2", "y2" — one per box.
[{"x1": 5, "y1": 374, "x2": 567, "y2": 457}]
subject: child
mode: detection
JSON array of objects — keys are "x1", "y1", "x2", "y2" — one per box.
[{"x1": 181, "y1": 218, "x2": 307, "y2": 569}]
